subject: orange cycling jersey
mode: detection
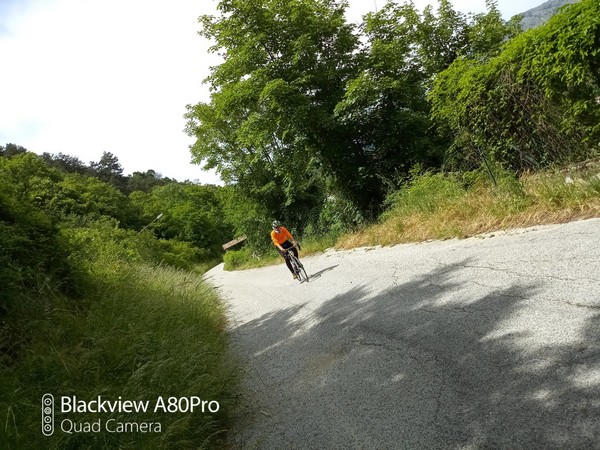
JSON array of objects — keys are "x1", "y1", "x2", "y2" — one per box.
[{"x1": 271, "y1": 226, "x2": 293, "y2": 246}]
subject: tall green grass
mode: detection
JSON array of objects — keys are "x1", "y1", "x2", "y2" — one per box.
[{"x1": 0, "y1": 221, "x2": 239, "y2": 449}]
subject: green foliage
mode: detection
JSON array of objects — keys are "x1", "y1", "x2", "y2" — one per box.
[
  {"x1": 313, "y1": 194, "x2": 366, "y2": 235},
  {"x1": 223, "y1": 247, "x2": 254, "y2": 271},
  {"x1": 154, "y1": 238, "x2": 210, "y2": 271},
  {"x1": 62, "y1": 217, "x2": 207, "y2": 273},
  {"x1": 89, "y1": 151, "x2": 127, "y2": 192},
  {"x1": 0, "y1": 170, "x2": 75, "y2": 300},
  {"x1": 382, "y1": 171, "x2": 466, "y2": 218},
  {"x1": 529, "y1": 172, "x2": 600, "y2": 209},
  {"x1": 418, "y1": 0, "x2": 470, "y2": 75},
  {"x1": 430, "y1": 0, "x2": 600, "y2": 172},
  {"x1": 126, "y1": 169, "x2": 170, "y2": 193},
  {"x1": 131, "y1": 183, "x2": 234, "y2": 256},
  {"x1": 216, "y1": 186, "x2": 272, "y2": 251},
  {"x1": 187, "y1": 0, "x2": 528, "y2": 225},
  {"x1": 0, "y1": 151, "x2": 239, "y2": 448},
  {"x1": 466, "y1": 1, "x2": 522, "y2": 59},
  {"x1": 335, "y1": 1, "x2": 444, "y2": 189},
  {"x1": 0, "y1": 152, "x2": 63, "y2": 204},
  {"x1": 41, "y1": 152, "x2": 91, "y2": 176},
  {"x1": 1, "y1": 262, "x2": 238, "y2": 449},
  {"x1": 49, "y1": 173, "x2": 132, "y2": 223},
  {"x1": 186, "y1": 0, "x2": 384, "y2": 214},
  {"x1": 0, "y1": 143, "x2": 28, "y2": 158}
]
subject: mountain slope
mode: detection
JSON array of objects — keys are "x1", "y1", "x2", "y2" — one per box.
[{"x1": 519, "y1": 0, "x2": 580, "y2": 29}]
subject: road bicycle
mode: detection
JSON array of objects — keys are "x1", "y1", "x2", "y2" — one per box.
[{"x1": 285, "y1": 244, "x2": 309, "y2": 283}]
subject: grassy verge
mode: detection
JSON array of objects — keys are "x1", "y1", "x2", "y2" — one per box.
[
  {"x1": 1, "y1": 233, "x2": 239, "y2": 449},
  {"x1": 339, "y1": 166, "x2": 600, "y2": 248}
]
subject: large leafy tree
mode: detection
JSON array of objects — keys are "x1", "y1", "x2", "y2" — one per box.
[
  {"x1": 334, "y1": 0, "x2": 518, "y2": 189},
  {"x1": 89, "y1": 151, "x2": 127, "y2": 192},
  {"x1": 41, "y1": 152, "x2": 91, "y2": 176},
  {"x1": 185, "y1": 0, "x2": 385, "y2": 217},
  {"x1": 0, "y1": 143, "x2": 28, "y2": 158},
  {"x1": 126, "y1": 170, "x2": 171, "y2": 194},
  {"x1": 334, "y1": 1, "x2": 444, "y2": 191},
  {"x1": 48, "y1": 173, "x2": 132, "y2": 223},
  {"x1": 417, "y1": 0, "x2": 521, "y2": 77}
]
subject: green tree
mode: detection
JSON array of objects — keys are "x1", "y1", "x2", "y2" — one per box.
[
  {"x1": 89, "y1": 151, "x2": 127, "y2": 192},
  {"x1": 0, "y1": 143, "x2": 28, "y2": 158},
  {"x1": 0, "y1": 154, "x2": 76, "y2": 324},
  {"x1": 126, "y1": 169, "x2": 171, "y2": 194},
  {"x1": 334, "y1": 1, "x2": 445, "y2": 191},
  {"x1": 131, "y1": 183, "x2": 234, "y2": 256},
  {"x1": 417, "y1": 0, "x2": 470, "y2": 76},
  {"x1": 0, "y1": 152, "x2": 63, "y2": 206},
  {"x1": 41, "y1": 152, "x2": 91, "y2": 176},
  {"x1": 216, "y1": 185, "x2": 273, "y2": 251},
  {"x1": 48, "y1": 173, "x2": 132, "y2": 223},
  {"x1": 186, "y1": 0, "x2": 386, "y2": 216},
  {"x1": 466, "y1": 0, "x2": 522, "y2": 60}
]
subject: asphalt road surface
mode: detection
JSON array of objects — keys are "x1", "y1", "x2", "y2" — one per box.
[{"x1": 204, "y1": 219, "x2": 600, "y2": 449}]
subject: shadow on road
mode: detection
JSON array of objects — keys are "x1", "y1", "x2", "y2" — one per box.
[
  {"x1": 307, "y1": 264, "x2": 339, "y2": 281},
  {"x1": 229, "y1": 260, "x2": 600, "y2": 449}
]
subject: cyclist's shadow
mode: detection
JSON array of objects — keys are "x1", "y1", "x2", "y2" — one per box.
[{"x1": 308, "y1": 265, "x2": 338, "y2": 281}]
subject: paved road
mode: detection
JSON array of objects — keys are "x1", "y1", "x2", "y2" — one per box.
[{"x1": 204, "y1": 219, "x2": 600, "y2": 449}]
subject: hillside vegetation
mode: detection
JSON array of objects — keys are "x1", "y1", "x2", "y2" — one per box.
[{"x1": 0, "y1": 149, "x2": 240, "y2": 448}]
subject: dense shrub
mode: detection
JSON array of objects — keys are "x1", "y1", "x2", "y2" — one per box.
[{"x1": 430, "y1": 0, "x2": 600, "y2": 171}]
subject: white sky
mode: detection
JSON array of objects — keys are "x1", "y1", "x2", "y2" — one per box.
[{"x1": 0, "y1": 0, "x2": 545, "y2": 184}]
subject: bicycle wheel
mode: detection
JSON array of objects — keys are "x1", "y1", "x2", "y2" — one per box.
[
  {"x1": 287, "y1": 255, "x2": 299, "y2": 280},
  {"x1": 296, "y1": 260, "x2": 308, "y2": 283},
  {"x1": 288, "y1": 255, "x2": 303, "y2": 282}
]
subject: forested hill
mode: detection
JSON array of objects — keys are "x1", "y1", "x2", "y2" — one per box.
[
  {"x1": 519, "y1": 0, "x2": 579, "y2": 29},
  {"x1": 0, "y1": 144, "x2": 236, "y2": 264}
]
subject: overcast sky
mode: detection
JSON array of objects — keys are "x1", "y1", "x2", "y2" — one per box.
[{"x1": 1, "y1": 0, "x2": 545, "y2": 184}]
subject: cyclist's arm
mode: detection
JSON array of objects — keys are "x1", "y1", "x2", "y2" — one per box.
[{"x1": 283, "y1": 228, "x2": 297, "y2": 247}]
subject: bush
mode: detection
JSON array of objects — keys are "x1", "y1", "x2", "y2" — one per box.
[
  {"x1": 223, "y1": 247, "x2": 254, "y2": 271},
  {"x1": 62, "y1": 217, "x2": 206, "y2": 273},
  {"x1": 430, "y1": 0, "x2": 600, "y2": 171},
  {"x1": 382, "y1": 171, "x2": 465, "y2": 218},
  {"x1": 315, "y1": 195, "x2": 366, "y2": 235}
]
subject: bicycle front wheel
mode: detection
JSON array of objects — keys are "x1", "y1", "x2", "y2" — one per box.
[{"x1": 297, "y1": 263, "x2": 308, "y2": 283}]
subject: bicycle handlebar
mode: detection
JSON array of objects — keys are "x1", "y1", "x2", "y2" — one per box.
[{"x1": 283, "y1": 242, "x2": 300, "y2": 252}]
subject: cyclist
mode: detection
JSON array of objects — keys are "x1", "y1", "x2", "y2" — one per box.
[{"x1": 271, "y1": 221, "x2": 300, "y2": 279}]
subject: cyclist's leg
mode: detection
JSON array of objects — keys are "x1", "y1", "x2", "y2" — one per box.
[
  {"x1": 290, "y1": 245, "x2": 299, "y2": 260},
  {"x1": 280, "y1": 241, "x2": 295, "y2": 274}
]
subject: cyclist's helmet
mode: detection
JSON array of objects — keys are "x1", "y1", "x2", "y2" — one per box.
[{"x1": 272, "y1": 220, "x2": 281, "y2": 229}]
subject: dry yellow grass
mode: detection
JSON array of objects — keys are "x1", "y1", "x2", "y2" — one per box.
[{"x1": 336, "y1": 170, "x2": 600, "y2": 249}]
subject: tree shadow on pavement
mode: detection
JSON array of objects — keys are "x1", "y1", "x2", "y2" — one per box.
[{"x1": 228, "y1": 260, "x2": 600, "y2": 449}]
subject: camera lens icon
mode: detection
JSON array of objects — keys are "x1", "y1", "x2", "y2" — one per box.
[{"x1": 42, "y1": 394, "x2": 54, "y2": 437}]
